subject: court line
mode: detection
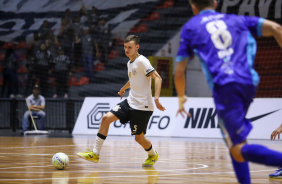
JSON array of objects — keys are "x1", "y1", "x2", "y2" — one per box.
[
  {"x1": 0, "y1": 169, "x2": 275, "y2": 181},
  {"x1": 0, "y1": 160, "x2": 207, "y2": 170},
  {"x1": 0, "y1": 163, "x2": 208, "y2": 173}
]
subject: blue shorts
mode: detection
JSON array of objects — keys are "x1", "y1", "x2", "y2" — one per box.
[{"x1": 213, "y1": 83, "x2": 256, "y2": 148}]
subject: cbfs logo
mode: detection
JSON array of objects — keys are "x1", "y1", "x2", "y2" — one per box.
[
  {"x1": 87, "y1": 103, "x2": 110, "y2": 129},
  {"x1": 184, "y1": 108, "x2": 219, "y2": 129}
]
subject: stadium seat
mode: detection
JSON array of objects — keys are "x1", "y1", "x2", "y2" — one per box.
[
  {"x1": 2, "y1": 42, "x2": 14, "y2": 49},
  {"x1": 0, "y1": 53, "x2": 5, "y2": 61},
  {"x1": 129, "y1": 26, "x2": 138, "y2": 33},
  {"x1": 0, "y1": 66, "x2": 2, "y2": 73},
  {"x1": 68, "y1": 77, "x2": 79, "y2": 86},
  {"x1": 156, "y1": 0, "x2": 174, "y2": 9},
  {"x1": 48, "y1": 77, "x2": 56, "y2": 87},
  {"x1": 17, "y1": 65, "x2": 28, "y2": 73},
  {"x1": 108, "y1": 49, "x2": 119, "y2": 59},
  {"x1": 94, "y1": 63, "x2": 104, "y2": 71},
  {"x1": 16, "y1": 41, "x2": 28, "y2": 49},
  {"x1": 142, "y1": 12, "x2": 160, "y2": 21},
  {"x1": 77, "y1": 77, "x2": 89, "y2": 86},
  {"x1": 0, "y1": 77, "x2": 2, "y2": 86},
  {"x1": 16, "y1": 52, "x2": 26, "y2": 61},
  {"x1": 114, "y1": 38, "x2": 124, "y2": 46},
  {"x1": 136, "y1": 24, "x2": 147, "y2": 32},
  {"x1": 74, "y1": 67, "x2": 84, "y2": 73}
]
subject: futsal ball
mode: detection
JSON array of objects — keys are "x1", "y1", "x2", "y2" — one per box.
[{"x1": 52, "y1": 152, "x2": 69, "y2": 170}]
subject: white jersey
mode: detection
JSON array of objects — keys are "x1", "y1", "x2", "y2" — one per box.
[{"x1": 127, "y1": 55, "x2": 155, "y2": 111}]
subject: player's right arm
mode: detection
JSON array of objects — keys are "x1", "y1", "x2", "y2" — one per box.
[
  {"x1": 118, "y1": 80, "x2": 130, "y2": 99},
  {"x1": 261, "y1": 20, "x2": 282, "y2": 48},
  {"x1": 175, "y1": 24, "x2": 193, "y2": 118},
  {"x1": 174, "y1": 59, "x2": 189, "y2": 118},
  {"x1": 271, "y1": 124, "x2": 282, "y2": 141}
]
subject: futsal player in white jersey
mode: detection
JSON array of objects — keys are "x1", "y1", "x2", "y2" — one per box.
[{"x1": 78, "y1": 35, "x2": 166, "y2": 166}]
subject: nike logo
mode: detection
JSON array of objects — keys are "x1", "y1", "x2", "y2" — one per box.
[
  {"x1": 88, "y1": 154, "x2": 93, "y2": 158},
  {"x1": 248, "y1": 109, "x2": 281, "y2": 122}
]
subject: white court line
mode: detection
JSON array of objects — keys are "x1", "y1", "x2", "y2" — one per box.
[
  {"x1": 0, "y1": 163, "x2": 208, "y2": 173},
  {"x1": 0, "y1": 159, "x2": 206, "y2": 170},
  {"x1": 0, "y1": 169, "x2": 275, "y2": 181}
]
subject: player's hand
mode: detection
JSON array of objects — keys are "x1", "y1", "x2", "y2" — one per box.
[
  {"x1": 271, "y1": 124, "x2": 282, "y2": 141},
  {"x1": 176, "y1": 96, "x2": 191, "y2": 118},
  {"x1": 118, "y1": 90, "x2": 125, "y2": 99},
  {"x1": 154, "y1": 99, "x2": 166, "y2": 111}
]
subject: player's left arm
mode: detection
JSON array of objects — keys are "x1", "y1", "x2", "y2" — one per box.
[
  {"x1": 261, "y1": 20, "x2": 282, "y2": 48},
  {"x1": 150, "y1": 71, "x2": 166, "y2": 111}
]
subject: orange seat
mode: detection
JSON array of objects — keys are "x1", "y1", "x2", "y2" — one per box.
[
  {"x1": 0, "y1": 53, "x2": 5, "y2": 61},
  {"x1": 163, "y1": 0, "x2": 174, "y2": 8},
  {"x1": 156, "y1": 0, "x2": 174, "y2": 9},
  {"x1": 114, "y1": 38, "x2": 124, "y2": 46},
  {"x1": 16, "y1": 41, "x2": 27, "y2": 49},
  {"x1": 2, "y1": 42, "x2": 14, "y2": 49},
  {"x1": 17, "y1": 65, "x2": 28, "y2": 73},
  {"x1": 142, "y1": 12, "x2": 160, "y2": 21},
  {"x1": 48, "y1": 77, "x2": 56, "y2": 87},
  {"x1": 16, "y1": 52, "x2": 26, "y2": 61},
  {"x1": 67, "y1": 77, "x2": 79, "y2": 86},
  {"x1": 136, "y1": 24, "x2": 147, "y2": 32},
  {"x1": 129, "y1": 26, "x2": 138, "y2": 33},
  {"x1": 77, "y1": 77, "x2": 89, "y2": 86},
  {"x1": 94, "y1": 63, "x2": 104, "y2": 71},
  {"x1": 108, "y1": 49, "x2": 119, "y2": 59}
]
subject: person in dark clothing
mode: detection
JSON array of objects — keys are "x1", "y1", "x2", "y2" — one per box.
[
  {"x1": 1, "y1": 48, "x2": 21, "y2": 98},
  {"x1": 52, "y1": 48, "x2": 71, "y2": 98},
  {"x1": 35, "y1": 43, "x2": 52, "y2": 97}
]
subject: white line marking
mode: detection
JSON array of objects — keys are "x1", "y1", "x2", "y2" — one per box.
[{"x1": 0, "y1": 169, "x2": 274, "y2": 181}]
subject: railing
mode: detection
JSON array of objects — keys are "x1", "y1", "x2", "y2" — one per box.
[{"x1": 0, "y1": 98, "x2": 84, "y2": 133}]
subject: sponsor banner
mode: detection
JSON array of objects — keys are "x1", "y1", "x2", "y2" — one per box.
[{"x1": 73, "y1": 97, "x2": 282, "y2": 140}]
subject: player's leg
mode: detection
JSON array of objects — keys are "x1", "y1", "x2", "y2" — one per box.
[
  {"x1": 135, "y1": 133, "x2": 159, "y2": 167},
  {"x1": 215, "y1": 83, "x2": 282, "y2": 182},
  {"x1": 22, "y1": 111, "x2": 31, "y2": 132},
  {"x1": 35, "y1": 110, "x2": 46, "y2": 130},
  {"x1": 77, "y1": 100, "x2": 129, "y2": 163},
  {"x1": 130, "y1": 110, "x2": 158, "y2": 166},
  {"x1": 77, "y1": 111, "x2": 118, "y2": 163},
  {"x1": 92, "y1": 111, "x2": 119, "y2": 155}
]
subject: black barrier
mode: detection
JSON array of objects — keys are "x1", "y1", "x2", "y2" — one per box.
[{"x1": 0, "y1": 98, "x2": 84, "y2": 133}]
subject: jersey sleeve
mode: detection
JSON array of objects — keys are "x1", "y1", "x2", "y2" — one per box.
[
  {"x1": 176, "y1": 25, "x2": 194, "y2": 62},
  {"x1": 139, "y1": 59, "x2": 155, "y2": 77},
  {"x1": 41, "y1": 96, "x2": 46, "y2": 106},
  {"x1": 241, "y1": 16, "x2": 265, "y2": 37}
]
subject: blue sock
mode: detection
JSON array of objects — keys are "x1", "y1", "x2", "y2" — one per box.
[
  {"x1": 231, "y1": 155, "x2": 250, "y2": 184},
  {"x1": 241, "y1": 144, "x2": 282, "y2": 166}
]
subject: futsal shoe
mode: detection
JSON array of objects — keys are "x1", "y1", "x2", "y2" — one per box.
[
  {"x1": 142, "y1": 151, "x2": 159, "y2": 167},
  {"x1": 77, "y1": 148, "x2": 99, "y2": 163},
  {"x1": 269, "y1": 168, "x2": 282, "y2": 179}
]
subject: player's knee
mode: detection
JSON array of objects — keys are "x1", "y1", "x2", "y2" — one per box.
[
  {"x1": 101, "y1": 114, "x2": 112, "y2": 125},
  {"x1": 135, "y1": 135, "x2": 144, "y2": 144},
  {"x1": 230, "y1": 143, "x2": 246, "y2": 162},
  {"x1": 23, "y1": 111, "x2": 30, "y2": 118},
  {"x1": 39, "y1": 111, "x2": 46, "y2": 117}
]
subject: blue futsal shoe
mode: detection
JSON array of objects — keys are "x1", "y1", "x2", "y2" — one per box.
[{"x1": 269, "y1": 167, "x2": 282, "y2": 179}]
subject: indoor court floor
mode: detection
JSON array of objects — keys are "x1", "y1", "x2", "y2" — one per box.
[{"x1": 0, "y1": 135, "x2": 281, "y2": 184}]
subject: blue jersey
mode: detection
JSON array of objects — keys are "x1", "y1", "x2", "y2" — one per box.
[{"x1": 176, "y1": 10, "x2": 265, "y2": 89}]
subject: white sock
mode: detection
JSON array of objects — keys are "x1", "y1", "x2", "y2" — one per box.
[
  {"x1": 146, "y1": 145, "x2": 156, "y2": 156},
  {"x1": 92, "y1": 135, "x2": 105, "y2": 155}
]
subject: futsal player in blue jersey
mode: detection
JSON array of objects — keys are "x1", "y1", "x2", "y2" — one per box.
[{"x1": 174, "y1": 0, "x2": 282, "y2": 183}]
